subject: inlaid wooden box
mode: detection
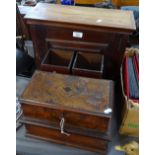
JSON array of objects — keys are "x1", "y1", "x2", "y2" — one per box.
[
  {"x1": 20, "y1": 70, "x2": 114, "y2": 154},
  {"x1": 40, "y1": 48, "x2": 75, "y2": 74},
  {"x1": 72, "y1": 52, "x2": 104, "y2": 78}
]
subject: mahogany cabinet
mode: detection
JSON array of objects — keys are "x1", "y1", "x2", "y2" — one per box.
[{"x1": 24, "y1": 3, "x2": 136, "y2": 80}]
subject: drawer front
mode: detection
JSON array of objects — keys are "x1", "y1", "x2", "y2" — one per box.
[
  {"x1": 72, "y1": 68, "x2": 103, "y2": 79},
  {"x1": 46, "y1": 38, "x2": 109, "y2": 53},
  {"x1": 40, "y1": 49, "x2": 75, "y2": 74},
  {"x1": 24, "y1": 122, "x2": 108, "y2": 154},
  {"x1": 22, "y1": 103, "x2": 110, "y2": 133},
  {"x1": 45, "y1": 26, "x2": 115, "y2": 44},
  {"x1": 72, "y1": 52, "x2": 104, "y2": 78},
  {"x1": 40, "y1": 64, "x2": 71, "y2": 74}
]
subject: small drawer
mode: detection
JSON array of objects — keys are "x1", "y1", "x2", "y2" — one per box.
[
  {"x1": 41, "y1": 49, "x2": 75, "y2": 74},
  {"x1": 23, "y1": 120, "x2": 108, "y2": 154},
  {"x1": 72, "y1": 52, "x2": 104, "y2": 78},
  {"x1": 22, "y1": 104, "x2": 110, "y2": 133},
  {"x1": 46, "y1": 26, "x2": 115, "y2": 43}
]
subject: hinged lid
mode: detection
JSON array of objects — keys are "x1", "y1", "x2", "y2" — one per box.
[
  {"x1": 24, "y1": 3, "x2": 136, "y2": 31},
  {"x1": 20, "y1": 70, "x2": 114, "y2": 116}
]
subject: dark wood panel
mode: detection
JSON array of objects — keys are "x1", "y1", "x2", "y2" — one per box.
[
  {"x1": 22, "y1": 103, "x2": 110, "y2": 132},
  {"x1": 20, "y1": 116, "x2": 113, "y2": 140},
  {"x1": 30, "y1": 25, "x2": 47, "y2": 67},
  {"x1": 29, "y1": 24, "x2": 129, "y2": 80},
  {"x1": 103, "y1": 34, "x2": 128, "y2": 80},
  {"x1": 45, "y1": 26, "x2": 115, "y2": 43},
  {"x1": 24, "y1": 122, "x2": 108, "y2": 154},
  {"x1": 46, "y1": 38, "x2": 109, "y2": 52}
]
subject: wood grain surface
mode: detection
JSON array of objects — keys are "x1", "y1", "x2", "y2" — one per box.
[
  {"x1": 20, "y1": 70, "x2": 113, "y2": 114},
  {"x1": 24, "y1": 3, "x2": 136, "y2": 31},
  {"x1": 24, "y1": 122, "x2": 108, "y2": 154}
]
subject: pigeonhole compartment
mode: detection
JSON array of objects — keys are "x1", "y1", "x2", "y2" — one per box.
[
  {"x1": 41, "y1": 49, "x2": 75, "y2": 74},
  {"x1": 72, "y1": 52, "x2": 104, "y2": 78}
]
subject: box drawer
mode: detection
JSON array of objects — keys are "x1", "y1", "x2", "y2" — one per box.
[
  {"x1": 22, "y1": 119, "x2": 108, "y2": 154},
  {"x1": 72, "y1": 52, "x2": 104, "y2": 78},
  {"x1": 22, "y1": 103, "x2": 110, "y2": 133},
  {"x1": 40, "y1": 48, "x2": 75, "y2": 74},
  {"x1": 45, "y1": 26, "x2": 115, "y2": 44}
]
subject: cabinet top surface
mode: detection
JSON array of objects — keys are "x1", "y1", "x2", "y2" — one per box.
[
  {"x1": 20, "y1": 71, "x2": 114, "y2": 114},
  {"x1": 18, "y1": 5, "x2": 34, "y2": 15},
  {"x1": 25, "y1": 3, "x2": 136, "y2": 31}
]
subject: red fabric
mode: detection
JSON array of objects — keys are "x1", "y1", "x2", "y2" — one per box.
[
  {"x1": 135, "y1": 54, "x2": 139, "y2": 68},
  {"x1": 123, "y1": 57, "x2": 130, "y2": 98},
  {"x1": 123, "y1": 55, "x2": 139, "y2": 104},
  {"x1": 133, "y1": 54, "x2": 139, "y2": 80}
]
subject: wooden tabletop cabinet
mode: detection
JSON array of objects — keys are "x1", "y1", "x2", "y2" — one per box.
[
  {"x1": 20, "y1": 70, "x2": 115, "y2": 154},
  {"x1": 24, "y1": 3, "x2": 136, "y2": 80}
]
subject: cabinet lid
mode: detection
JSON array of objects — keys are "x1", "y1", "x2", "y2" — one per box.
[
  {"x1": 24, "y1": 3, "x2": 136, "y2": 31},
  {"x1": 20, "y1": 70, "x2": 114, "y2": 116}
]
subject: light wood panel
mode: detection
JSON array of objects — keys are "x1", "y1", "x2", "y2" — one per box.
[{"x1": 25, "y1": 3, "x2": 136, "y2": 31}]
